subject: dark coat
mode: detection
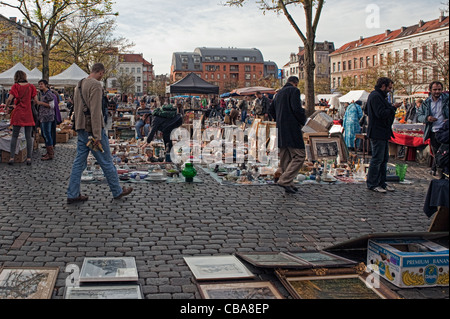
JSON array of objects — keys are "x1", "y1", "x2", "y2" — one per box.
[
  {"x1": 269, "y1": 83, "x2": 306, "y2": 149},
  {"x1": 366, "y1": 88, "x2": 396, "y2": 141}
]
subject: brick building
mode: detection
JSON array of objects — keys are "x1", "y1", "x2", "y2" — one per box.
[
  {"x1": 330, "y1": 13, "x2": 449, "y2": 94},
  {"x1": 170, "y1": 47, "x2": 278, "y2": 93}
]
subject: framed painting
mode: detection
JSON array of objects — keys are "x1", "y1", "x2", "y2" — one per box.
[
  {"x1": 79, "y1": 257, "x2": 139, "y2": 283},
  {"x1": 276, "y1": 268, "x2": 399, "y2": 300},
  {"x1": 64, "y1": 285, "x2": 143, "y2": 299},
  {"x1": 236, "y1": 252, "x2": 311, "y2": 269},
  {"x1": 0, "y1": 267, "x2": 59, "y2": 299},
  {"x1": 198, "y1": 281, "x2": 284, "y2": 299},
  {"x1": 184, "y1": 256, "x2": 255, "y2": 281},
  {"x1": 310, "y1": 136, "x2": 343, "y2": 161},
  {"x1": 287, "y1": 250, "x2": 357, "y2": 268}
]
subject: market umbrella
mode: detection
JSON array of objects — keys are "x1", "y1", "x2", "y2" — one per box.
[
  {"x1": 231, "y1": 86, "x2": 276, "y2": 96},
  {"x1": 0, "y1": 63, "x2": 32, "y2": 87},
  {"x1": 49, "y1": 63, "x2": 89, "y2": 87}
]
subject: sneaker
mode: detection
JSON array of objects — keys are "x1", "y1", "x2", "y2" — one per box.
[
  {"x1": 383, "y1": 185, "x2": 396, "y2": 192},
  {"x1": 67, "y1": 195, "x2": 89, "y2": 204},
  {"x1": 370, "y1": 187, "x2": 387, "y2": 193},
  {"x1": 114, "y1": 187, "x2": 133, "y2": 200}
]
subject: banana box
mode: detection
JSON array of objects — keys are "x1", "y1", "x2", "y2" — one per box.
[{"x1": 367, "y1": 238, "x2": 449, "y2": 288}]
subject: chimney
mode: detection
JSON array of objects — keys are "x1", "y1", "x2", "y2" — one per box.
[
  {"x1": 401, "y1": 26, "x2": 406, "y2": 32},
  {"x1": 9, "y1": 17, "x2": 17, "y2": 23},
  {"x1": 439, "y1": 10, "x2": 445, "y2": 22},
  {"x1": 359, "y1": 36, "x2": 364, "y2": 42},
  {"x1": 385, "y1": 29, "x2": 391, "y2": 36},
  {"x1": 418, "y1": 20, "x2": 424, "y2": 27}
]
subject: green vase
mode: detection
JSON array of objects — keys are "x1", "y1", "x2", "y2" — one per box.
[{"x1": 182, "y1": 163, "x2": 197, "y2": 182}]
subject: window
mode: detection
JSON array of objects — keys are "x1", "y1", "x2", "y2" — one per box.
[
  {"x1": 373, "y1": 55, "x2": 377, "y2": 66},
  {"x1": 412, "y1": 48, "x2": 418, "y2": 62},
  {"x1": 332, "y1": 78, "x2": 336, "y2": 89},
  {"x1": 245, "y1": 74, "x2": 251, "y2": 80},
  {"x1": 343, "y1": 61, "x2": 346, "y2": 71},
  {"x1": 332, "y1": 63, "x2": 336, "y2": 72},
  {"x1": 403, "y1": 49, "x2": 409, "y2": 62},
  {"x1": 131, "y1": 68, "x2": 135, "y2": 73},
  {"x1": 432, "y1": 44, "x2": 438, "y2": 59},
  {"x1": 338, "y1": 62, "x2": 341, "y2": 72},
  {"x1": 379, "y1": 54, "x2": 384, "y2": 65},
  {"x1": 366, "y1": 56, "x2": 370, "y2": 67},
  {"x1": 360, "y1": 57, "x2": 364, "y2": 68},
  {"x1": 193, "y1": 56, "x2": 201, "y2": 63},
  {"x1": 204, "y1": 56, "x2": 211, "y2": 61},
  {"x1": 245, "y1": 65, "x2": 251, "y2": 72},
  {"x1": 217, "y1": 74, "x2": 220, "y2": 80},
  {"x1": 394, "y1": 51, "x2": 399, "y2": 63},
  {"x1": 231, "y1": 57, "x2": 238, "y2": 61},
  {"x1": 137, "y1": 67, "x2": 141, "y2": 73},
  {"x1": 422, "y1": 68, "x2": 428, "y2": 83},
  {"x1": 223, "y1": 65, "x2": 226, "y2": 71},
  {"x1": 211, "y1": 74, "x2": 214, "y2": 80},
  {"x1": 338, "y1": 77, "x2": 341, "y2": 87},
  {"x1": 214, "y1": 56, "x2": 220, "y2": 61},
  {"x1": 348, "y1": 60, "x2": 352, "y2": 70},
  {"x1": 422, "y1": 46, "x2": 428, "y2": 60},
  {"x1": 444, "y1": 41, "x2": 449, "y2": 56},
  {"x1": 244, "y1": 56, "x2": 250, "y2": 62},
  {"x1": 137, "y1": 77, "x2": 141, "y2": 83},
  {"x1": 354, "y1": 58, "x2": 357, "y2": 69}
]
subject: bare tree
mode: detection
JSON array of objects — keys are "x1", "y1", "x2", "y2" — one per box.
[{"x1": 0, "y1": 0, "x2": 116, "y2": 80}]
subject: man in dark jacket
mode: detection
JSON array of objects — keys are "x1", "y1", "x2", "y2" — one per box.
[
  {"x1": 366, "y1": 77, "x2": 401, "y2": 193},
  {"x1": 145, "y1": 104, "x2": 183, "y2": 162},
  {"x1": 269, "y1": 76, "x2": 307, "y2": 194}
]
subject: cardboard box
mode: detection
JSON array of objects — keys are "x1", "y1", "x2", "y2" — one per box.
[
  {"x1": 2, "y1": 149, "x2": 27, "y2": 163},
  {"x1": 367, "y1": 238, "x2": 449, "y2": 288},
  {"x1": 302, "y1": 118, "x2": 329, "y2": 133},
  {"x1": 311, "y1": 111, "x2": 334, "y2": 130},
  {"x1": 56, "y1": 132, "x2": 69, "y2": 143}
]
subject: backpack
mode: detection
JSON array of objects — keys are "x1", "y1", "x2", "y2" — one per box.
[{"x1": 435, "y1": 143, "x2": 449, "y2": 170}]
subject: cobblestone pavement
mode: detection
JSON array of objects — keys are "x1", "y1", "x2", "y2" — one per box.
[{"x1": 0, "y1": 139, "x2": 448, "y2": 300}]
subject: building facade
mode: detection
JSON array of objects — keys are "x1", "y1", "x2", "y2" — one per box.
[
  {"x1": 281, "y1": 41, "x2": 335, "y2": 85},
  {"x1": 107, "y1": 53, "x2": 155, "y2": 96},
  {"x1": 330, "y1": 14, "x2": 449, "y2": 94},
  {"x1": 0, "y1": 14, "x2": 41, "y2": 71},
  {"x1": 170, "y1": 47, "x2": 278, "y2": 93}
]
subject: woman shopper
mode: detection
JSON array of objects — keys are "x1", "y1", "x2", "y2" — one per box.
[
  {"x1": 37, "y1": 80, "x2": 56, "y2": 161},
  {"x1": 4, "y1": 70, "x2": 38, "y2": 166},
  {"x1": 343, "y1": 100, "x2": 363, "y2": 150}
]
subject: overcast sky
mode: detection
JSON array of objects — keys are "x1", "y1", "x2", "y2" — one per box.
[{"x1": 1, "y1": 0, "x2": 447, "y2": 74}]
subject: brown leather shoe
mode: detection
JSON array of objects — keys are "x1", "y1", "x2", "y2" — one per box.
[
  {"x1": 67, "y1": 195, "x2": 89, "y2": 204},
  {"x1": 114, "y1": 187, "x2": 133, "y2": 200}
]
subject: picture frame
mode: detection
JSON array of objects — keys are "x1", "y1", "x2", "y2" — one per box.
[
  {"x1": 79, "y1": 257, "x2": 139, "y2": 283},
  {"x1": 198, "y1": 281, "x2": 284, "y2": 299},
  {"x1": 276, "y1": 267, "x2": 399, "y2": 300},
  {"x1": 0, "y1": 267, "x2": 59, "y2": 299},
  {"x1": 236, "y1": 252, "x2": 311, "y2": 269},
  {"x1": 64, "y1": 285, "x2": 143, "y2": 299},
  {"x1": 184, "y1": 256, "x2": 255, "y2": 281},
  {"x1": 310, "y1": 136, "x2": 343, "y2": 161},
  {"x1": 286, "y1": 250, "x2": 358, "y2": 268}
]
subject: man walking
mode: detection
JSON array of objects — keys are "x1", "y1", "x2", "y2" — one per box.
[
  {"x1": 67, "y1": 63, "x2": 132, "y2": 204},
  {"x1": 417, "y1": 81, "x2": 449, "y2": 175},
  {"x1": 366, "y1": 77, "x2": 401, "y2": 193},
  {"x1": 269, "y1": 76, "x2": 307, "y2": 194}
]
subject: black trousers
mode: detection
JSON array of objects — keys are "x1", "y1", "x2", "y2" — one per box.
[{"x1": 430, "y1": 131, "x2": 441, "y2": 171}]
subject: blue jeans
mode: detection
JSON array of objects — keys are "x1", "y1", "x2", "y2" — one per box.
[
  {"x1": 366, "y1": 139, "x2": 390, "y2": 189},
  {"x1": 241, "y1": 110, "x2": 247, "y2": 123},
  {"x1": 135, "y1": 120, "x2": 150, "y2": 139},
  {"x1": 41, "y1": 121, "x2": 54, "y2": 147},
  {"x1": 67, "y1": 129, "x2": 123, "y2": 199}
]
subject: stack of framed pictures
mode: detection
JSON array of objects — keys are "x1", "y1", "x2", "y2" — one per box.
[
  {"x1": 183, "y1": 255, "x2": 284, "y2": 300},
  {"x1": 64, "y1": 257, "x2": 143, "y2": 299},
  {"x1": 235, "y1": 250, "x2": 358, "y2": 269},
  {"x1": 0, "y1": 267, "x2": 59, "y2": 299},
  {"x1": 234, "y1": 250, "x2": 399, "y2": 299}
]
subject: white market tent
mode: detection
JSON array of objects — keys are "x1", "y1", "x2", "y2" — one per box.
[
  {"x1": 28, "y1": 68, "x2": 43, "y2": 84},
  {"x1": 317, "y1": 93, "x2": 342, "y2": 109},
  {"x1": 0, "y1": 63, "x2": 32, "y2": 87},
  {"x1": 49, "y1": 63, "x2": 88, "y2": 87},
  {"x1": 339, "y1": 90, "x2": 370, "y2": 103}
]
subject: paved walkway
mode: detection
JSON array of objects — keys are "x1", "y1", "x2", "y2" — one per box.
[{"x1": 0, "y1": 138, "x2": 448, "y2": 300}]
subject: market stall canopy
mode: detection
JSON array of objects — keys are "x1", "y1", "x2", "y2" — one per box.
[
  {"x1": 339, "y1": 90, "x2": 370, "y2": 103},
  {"x1": 232, "y1": 86, "x2": 276, "y2": 96},
  {"x1": 49, "y1": 63, "x2": 89, "y2": 87},
  {"x1": 166, "y1": 72, "x2": 219, "y2": 95},
  {"x1": 0, "y1": 63, "x2": 32, "y2": 86},
  {"x1": 317, "y1": 94, "x2": 342, "y2": 108},
  {"x1": 28, "y1": 68, "x2": 43, "y2": 84}
]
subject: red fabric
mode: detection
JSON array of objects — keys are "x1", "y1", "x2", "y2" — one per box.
[
  {"x1": 9, "y1": 83, "x2": 37, "y2": 127},
  {"x1": 390, "y1": 132, "x2": 429, "y2": 148}
]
